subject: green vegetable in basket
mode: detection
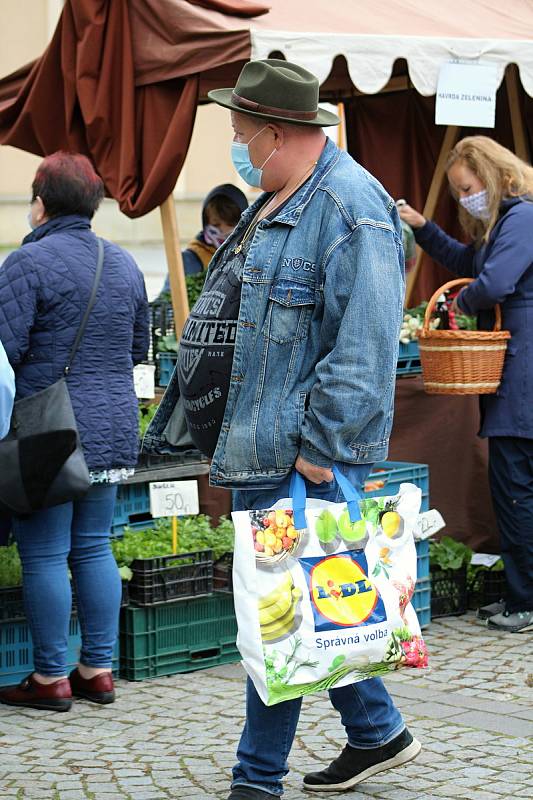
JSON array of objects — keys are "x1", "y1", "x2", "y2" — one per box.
[
  {"x1": 430, "y1": 536, "x2": 473, "y2": 571},
  {"x1": 156, "y1": 333, "x2": 178, "y2": 353},
  {"x1": 111, "y1": 514, "x2": 235, "y2": 571},
  {"x1": 0, "y1": 543, "x2": 22, "y2": 588},
  {"x1": 138, "y1": 403, "x2": 158, "y2": 437}
]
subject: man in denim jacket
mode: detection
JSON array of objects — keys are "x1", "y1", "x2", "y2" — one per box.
[{"x1": 145, "y1": 60, "x2": 419, "y2": 798}]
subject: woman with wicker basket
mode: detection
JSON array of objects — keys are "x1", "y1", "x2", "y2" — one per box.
[{"x1": 399, "y1": 136, "x2": 533, "y2": 633}]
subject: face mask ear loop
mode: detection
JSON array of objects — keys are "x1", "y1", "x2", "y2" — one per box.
[{"x1": 259, "y1": 148, "x2": 277, "y2": 171}]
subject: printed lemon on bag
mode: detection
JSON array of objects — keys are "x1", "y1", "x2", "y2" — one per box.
[{"x1": 379, "y1": 501, "x2": 404, "y2": 539}]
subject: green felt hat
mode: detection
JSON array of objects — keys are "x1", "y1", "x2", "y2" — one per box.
[{"x1": 208, "y1": 59, "x2": 340, "y2": 127}]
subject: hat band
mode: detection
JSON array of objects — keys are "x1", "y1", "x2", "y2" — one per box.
[{"x1": 231, "y1": 92, "x2": 318, "y2": 121}]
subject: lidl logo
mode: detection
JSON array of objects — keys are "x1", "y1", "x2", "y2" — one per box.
[{"x1": 299, "y1": 551, "x2": 386, "y2": 632}]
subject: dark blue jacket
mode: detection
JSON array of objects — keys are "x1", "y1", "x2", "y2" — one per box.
[
  {"x1": 0, "y1": 215, "x2": 149, "y2": 469},
  {"x1": 415, "y1": 197, "x2": 533, "y2": 439}
]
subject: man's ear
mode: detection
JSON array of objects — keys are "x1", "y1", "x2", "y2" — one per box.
[
  {"x1": 34, "y1": 196, "x2": 47, "y2": 224},
  {"x1": 269, "y1": 123, "x2": 285, "y2": 149}
]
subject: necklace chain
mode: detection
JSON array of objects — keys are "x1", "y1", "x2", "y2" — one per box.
[{"x1": 233, "y1": 160, "x2": 318, "y2": 254}]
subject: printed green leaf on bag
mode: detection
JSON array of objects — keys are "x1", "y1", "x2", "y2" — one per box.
[{"x1": 315, "y1": 509, "x2": 338, "y2": 543}]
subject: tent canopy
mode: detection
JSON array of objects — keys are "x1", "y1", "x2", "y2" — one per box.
[
  {"x1": 131, "y1": 0, "x2": 533, "y2": 96},
  {"x1": 0, "y1": 0, "x2": 532, "y2": 220}
]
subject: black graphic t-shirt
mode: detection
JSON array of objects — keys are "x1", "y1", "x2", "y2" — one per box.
[{"x1": 177, "y1": 238, "x2": 251, "y2": 457}]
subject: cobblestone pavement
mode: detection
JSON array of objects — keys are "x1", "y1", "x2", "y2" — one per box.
[{"x1": 0, "y1": 612, "x2": 532, "y2": 800}]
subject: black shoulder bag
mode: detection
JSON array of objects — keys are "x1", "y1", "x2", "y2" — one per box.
[{"x1": 0, "y1": 239, "x2": 105, "y2": 515}]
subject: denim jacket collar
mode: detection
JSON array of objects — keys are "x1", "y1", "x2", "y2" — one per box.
[{"x1": 240, "y1": 137, "x2": 341, "y2": 230}]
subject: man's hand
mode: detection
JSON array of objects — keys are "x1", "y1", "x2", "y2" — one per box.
[{"x1": 295, "y1": 455, "x2": 333, "y2": 484}]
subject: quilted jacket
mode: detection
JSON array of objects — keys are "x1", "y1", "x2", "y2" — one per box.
[{"x1": 0, "y1": 215, "x2": 149, "y2": 470}]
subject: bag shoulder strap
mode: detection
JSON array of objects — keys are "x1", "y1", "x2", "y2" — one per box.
[{"x1": 64, "y1": 238, "x2": 105, "y2": 376}]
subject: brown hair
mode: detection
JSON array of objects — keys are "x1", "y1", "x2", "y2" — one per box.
[
  {"x1": 204, "y1": 195, "x2": 243, "y2": 227},
  {"x1": 446, "y1": 136, "x2": 533, "y2": 243},
  {"x1": 32, "y1": 151, "x2": 105, "y2": 219}
]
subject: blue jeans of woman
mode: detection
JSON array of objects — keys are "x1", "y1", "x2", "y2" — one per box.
[
  {"x1": 231, "y1": 463, "x2": 405, "y2": 796},
  {"x1": 12, "y1": 484, "x2": 121, "y2": 676}
]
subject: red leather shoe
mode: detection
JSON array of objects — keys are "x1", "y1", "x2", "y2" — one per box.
[
  {"x1": 69, "y1": 668, "x2": 115, "y2": 704},
  {"x1": 0, "y1": 673, "x2": 72, "y2": 712}
]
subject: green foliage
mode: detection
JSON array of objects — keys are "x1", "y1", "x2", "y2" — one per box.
[
  {"x1": 405, "y1": 301, "x2": 477, "y2": 331},
  {"x1": 0, "y1": 543, "x2": 22, "y2": 588},
  {"x1": 157, "y1": 273, "x2": 206, "y2": 310},
  {"x1": 455, "y1": 313, "x2": 478, "y2": 331},
  {"x1": 186, "y1": 273, "x2": 207, "y2": 307},
  {"x1": 138, "y1": 403, "x2": 158, "y2": 437},
  {"x1": 359, "y1": 497, "x2": 385, "y2": 529},
  {"x1": 156, "y1": 333, "x2": 178, "y2": 353},
  {"x1": 467, "y1": 557, "x2": 504, "y2": 584},
  {"x1": 110, "y1": 514, "x2": 235, "y2": 570},
  {"x1": 430, "y1": 536, "x2": 473, "y2": 571}
]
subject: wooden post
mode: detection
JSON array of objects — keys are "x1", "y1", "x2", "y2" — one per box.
[
  {"x1": 405, "y1": 125, "x2": 460, "y2": 306},
  {"x1": 160, "y1": 194, "x2": 190, "y2": 340},
  {"x1": 505, "y1": 65, "x2": 530, "y2": 163}
]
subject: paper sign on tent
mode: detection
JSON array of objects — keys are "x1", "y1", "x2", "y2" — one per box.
[{"x1": 436, "y1": 62, "x2": 497, "y2": 128}]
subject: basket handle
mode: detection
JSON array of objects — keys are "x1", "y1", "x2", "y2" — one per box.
[{"x1": 422, "y1": 278, "x2": 502, "y2": 333}]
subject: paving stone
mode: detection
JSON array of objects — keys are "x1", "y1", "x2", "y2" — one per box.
[{"x1": 0, "y1": 612, "x2": 531, "y2": 798}]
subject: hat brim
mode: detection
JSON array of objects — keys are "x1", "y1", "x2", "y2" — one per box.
[{"x1": 208, "y1": 88, "x2": 340, "y2": 127}]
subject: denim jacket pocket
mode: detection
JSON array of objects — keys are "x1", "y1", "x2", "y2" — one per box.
[{"x1": 263, "y1": 279, "x2": 316, "y2": 344}]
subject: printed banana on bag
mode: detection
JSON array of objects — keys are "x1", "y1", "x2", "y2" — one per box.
[{"x1": 258, "y1": 572, "x2": 302, "y2": 642}]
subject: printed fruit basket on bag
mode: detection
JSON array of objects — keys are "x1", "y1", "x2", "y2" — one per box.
[{"x1": 232, "y1": 484, "x2": 428, "y2": 706}]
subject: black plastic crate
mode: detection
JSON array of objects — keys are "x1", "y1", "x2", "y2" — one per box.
[
  {"x1": 468, "y1": 567, "x2": 507, "y2": 610},
  {"x1": 0, "y1": 586, "x2": 25, "y2": 623},
  {"x1": 1, "y1": 580, "x2": 129, "y2": 623},
  {"x1": 430, "y1": 565, "x2": 468, "y2": 618},
  {"x1": 129, "y1": 550, "x2": 213, "y2": 606},
  {"x1": 213, "y1": 552, "x2": 233, "y2": 593}
]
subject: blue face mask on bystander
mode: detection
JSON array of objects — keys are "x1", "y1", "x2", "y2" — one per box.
[{"x1": 231, "y1": 126, "x2": 277, "y2": 188}]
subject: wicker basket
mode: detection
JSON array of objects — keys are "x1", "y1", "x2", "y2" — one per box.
[{"x1": 418, "y1": 278, "x2": 511, "y2": 395}]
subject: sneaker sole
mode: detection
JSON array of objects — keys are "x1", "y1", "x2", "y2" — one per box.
[
  {"x1": 487, "y1": 620, "x2": 533, "y2": 633},
  {"x1": 477, "y1": 607, "x2": 505, "y2": 620},
  {"x1": 303, "y1": 738, "x2": 422, "y2": 792}
]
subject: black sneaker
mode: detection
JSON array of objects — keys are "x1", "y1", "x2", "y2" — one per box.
[
  {"x1": 477, "y1": 601, "x2": 505, "y2": 620},
  {"x1": 303, "y1": 727, "x2": 421, "y2": 792},
  {"x1": 227, "y1": 787, "x2": 277, "y2": 799}
]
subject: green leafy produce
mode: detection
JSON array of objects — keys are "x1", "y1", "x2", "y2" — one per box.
[
  {"x1": 315, "y1": 509, "x2": 338, "y2": 543},
  {"x1": 156, "y1": 333, "x2": 178, "y2": 353},
  {"x1": 111, "y1": 514, "x2": 235, "y2": 569},
  {"x1": 138, "y1": 403, "x2": 158, "y2": 437},
  {"x1": 430, "y1": 536, "x2": 473, "y2": 571},
  {"x1": 455, "y1": 313, "x2": 477, "y2": 331},
  {"x1": 0, "y1": 543, "x2": 22, "y2": 588},
  {"x1": 186, "y1": 273, "x2": 207, "y2": 307},
  {"x1": 157, "y1": 274, "x2": 206, "y2": 309}
]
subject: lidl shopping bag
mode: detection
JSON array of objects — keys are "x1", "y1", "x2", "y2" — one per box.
[{"x1": 232, "y1": 467, "x2": 428, "y2": 706}]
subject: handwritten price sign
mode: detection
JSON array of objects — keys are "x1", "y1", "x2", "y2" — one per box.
[{"x1": 149, "y1": 480, "x2": 199, "y2": 518}]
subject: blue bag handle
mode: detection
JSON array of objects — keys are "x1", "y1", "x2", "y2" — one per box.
[{"x1": 289, "y1": 466, "x2": 362, "y2": 531}]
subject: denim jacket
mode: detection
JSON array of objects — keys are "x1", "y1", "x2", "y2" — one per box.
[{"x1": 145, "y1": 138, "x2": 404, "y2": 489}]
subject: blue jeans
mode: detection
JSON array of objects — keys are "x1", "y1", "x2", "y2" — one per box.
[
  {"x1": 12, "y1": 484, "x2": 121, "y2": 676},
  {"x1": 231, "y1": 463, "x2": 405, "y2": 796}
]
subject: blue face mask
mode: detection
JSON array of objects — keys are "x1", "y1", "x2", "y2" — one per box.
[{"x1": 231, "y1": 126, "x2": 276, "y2": 188}]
